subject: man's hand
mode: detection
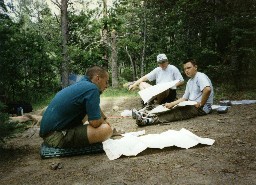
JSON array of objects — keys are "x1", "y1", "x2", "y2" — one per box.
[
  {"x1": 128, "y1": 84, "x2": 136, "y2": 90},
  {"x1": 128, "y1": 76, "x2": 148, "y2": 91},
  {"x1": 164, "y1": 98, "x2": 186, "y2": 109},
  {"x1": 89, "y1": 117, "x2": 109, "y2": 128},
  {"x1": 165, "y1": 102, "x2": 175, "y2": 109},
  {"x1": 195, "y1": 102, "x2": 201, "y2": 108}
]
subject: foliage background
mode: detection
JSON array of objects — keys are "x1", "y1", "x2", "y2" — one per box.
[{"x1": 0, "y1": 0, "x2": 255, "y2": 104}]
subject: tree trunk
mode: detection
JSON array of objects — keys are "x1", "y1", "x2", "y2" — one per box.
[
  {"x1": 61, "y1": 0, "x2": 69, "y2": 88},
  {"x1": 102, "y1": 0, "x2": 108, "y2": 69},
  {"x1": 111, "y1": 30, "x2": 118, "y2": 88},
  {"x1": 125, "y1": 46, "x2": 136, "y2": 81},
  {"x1": 140, "y1": 1, "x2": 147, "y2": 77}
]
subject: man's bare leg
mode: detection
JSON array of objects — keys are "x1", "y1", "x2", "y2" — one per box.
[
  {"x1": 139, "y1": 82, "x2": 152, "y2": 90},
  {"x1": 87, "y1": 123, "x2": 112, "y2": 144}
]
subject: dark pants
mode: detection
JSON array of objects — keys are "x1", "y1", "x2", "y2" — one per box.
[
  {"x1": 153, "y1": 105, "x2": 199, "y2": 124},
  {"x1": 159, "y1": 89, "x2": 177, "y2": 104}
]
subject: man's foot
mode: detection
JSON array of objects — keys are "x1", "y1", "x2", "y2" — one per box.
[
  {"x1": 136, "y1": 115, "x2": 158, "y2": 127},
  {"x1": 135, "y1": 114, "x2": 143, "y2": 125},
  {"x1": 144, "y1": 104, "x2": 155, "y2": 111},
  {"x1": 141, "y1": 99, "x2": 146, "y2": 108},
  {"x1": 112, "y1": 128, "x2": 125, "y2": 137},
  {"x1": 132, "y1": 109, "x2": 141, "y2": 119}
]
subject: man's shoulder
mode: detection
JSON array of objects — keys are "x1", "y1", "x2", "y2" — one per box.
[
  {"x1": 195, "y1": 72, "x2": 212, "y2": 86},
  {"x1": 196, "y1": 71, "x2": 205, "y2": 76},
  {"x1": 167, "y1": 64, "x2": 179, "y2": 70},
  {"x1": 77, "y1": 79, "x2": 96, "y2": 87},
  {"x1": 148, "y1": 67, "x2": 161, "y2": 74},
  {"x1": 69, "y1": 80, "x2": 99, "y2": 95},
  {"x1": 196, "y1": 72, "x2": 209, "y2": 79}
]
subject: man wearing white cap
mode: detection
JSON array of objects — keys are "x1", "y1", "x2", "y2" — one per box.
[{"x1": 129, "y1": 54, "x2": 184, "y2": 105}]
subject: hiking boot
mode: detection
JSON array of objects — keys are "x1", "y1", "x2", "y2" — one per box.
[
  {"x1": 132, "y1": 109, "x2": 140, "y2": 119},
  {"x1": 136, "y1": 115, "x2": 158, "y2": 127},
  {"x1": 141, "y1": 99, "x2": 146, "y2": 108},
  {"x1": 135, "y1": 114, "x2": 143, "y2": 126},
  {"x1": 142, "y1": 117, "x2": 154, "y2": 125},
  {"x1": 144, "y1": 104, "x2": 155, "y2": 111},
  {"x1": 144, "y1": 98, "x2": 156, "y2": 110}
]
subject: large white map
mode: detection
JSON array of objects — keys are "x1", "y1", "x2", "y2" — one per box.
[
  {"x1": 138, "y1": 80, "x2": 179, "y2": 103},
  {"x1": 103, "y1": 128, "x2": 215, "y2": 160}
]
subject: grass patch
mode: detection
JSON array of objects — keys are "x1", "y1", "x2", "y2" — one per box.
[
  {"x1": 31, "y1": 93, "x2": 55, "y2": 111},
  {"x1": 214, "y1": 85, "x2": 256, "y2": 103},
  {"x1": 31, "y1": 88, "x2": 140, "y2": 111},
  {"x1": 102, "y1": 87, "x2": 139, "y2": 97},
  {"x1": 0, "y1": 121, "x2": 31, "y2": 146}
]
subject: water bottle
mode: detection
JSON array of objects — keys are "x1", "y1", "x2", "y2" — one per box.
[
  {"x1": 20, "y1": 107, "x2": 23, "y2": 116},
  {"x1": 17, "y1": 107, "x2": 23, "y2": 116}
]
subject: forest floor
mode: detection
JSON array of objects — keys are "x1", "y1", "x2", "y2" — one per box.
[{"x1": 0, "y1": 96, "x2": 256, "y2": 185}]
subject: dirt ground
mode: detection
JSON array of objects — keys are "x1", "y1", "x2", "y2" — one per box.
[{"x1": 0, "y1": 96, "x2": 255, "y2": 185}]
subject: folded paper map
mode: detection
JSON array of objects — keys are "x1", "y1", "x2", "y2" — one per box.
[
  {"x1": 138, "y1": 80, "x2": 179, "y2": 103},
  {"x1": 148, "y1": 101, "x2": 197, "y2": 114}
]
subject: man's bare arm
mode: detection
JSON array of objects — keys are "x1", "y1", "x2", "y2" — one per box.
[
  {"x1": 165, "y1": 97, "x2": 187, "y2": 109},
  {"x1": 101, "y1": 109, "x2": 107, "y2": 120},
  {"x1": 195, "y1": 86, "x2": 211, "y2": 108},
  {"x1": 89, "y1": 109, "x2": 109, "y2": 128},
  {"x1": 175, "y1": 80, "x2": 185, "y2": 88},
  {"x1": 129, "y1": 76, "x2": 148, "y2": 90}
]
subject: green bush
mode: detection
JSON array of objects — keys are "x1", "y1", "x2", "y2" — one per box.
[
  {"x1": 120, "y1": 68, "x2": 134, "y2": 82},
  {"x1": 0, "y1": 102, "x2": 11, "y2": 143},
  {"x1": 0, "y1": 102, "x2": 27, "y2": 146},
  {"x1": 0, "y1": 101, "x2": 8, "y2": 125}
]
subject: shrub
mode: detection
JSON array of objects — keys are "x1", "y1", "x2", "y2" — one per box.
[{"x1": 0, "y1": 102, "x2": 27, "y2": 146}]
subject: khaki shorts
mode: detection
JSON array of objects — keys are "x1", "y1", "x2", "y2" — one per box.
[{"x1": 43, "y1": 124, "x2": 89, "y2": 148}]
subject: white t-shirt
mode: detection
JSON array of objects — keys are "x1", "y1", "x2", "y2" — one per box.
[
  {"x1": 182, "y1": 72, "x2": 214, "y2": 104},
  {"x1": 146, "y1": 65, "x2": 184, "y2": 89}
]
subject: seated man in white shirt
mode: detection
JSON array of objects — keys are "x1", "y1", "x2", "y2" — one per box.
[{"x1": 129, "y1": 54, "x2": 184, "y2": 106}]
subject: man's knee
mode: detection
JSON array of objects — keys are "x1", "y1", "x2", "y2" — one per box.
[
  {"x1": 101, "y1": 124, "x2": 113, "y2": 138},
  {"x1": 139, "y1": 82, "x2": 151, "y2": 90},
  {"x1": 87, "y1": 124, "x2": 112, "y2": 144}
]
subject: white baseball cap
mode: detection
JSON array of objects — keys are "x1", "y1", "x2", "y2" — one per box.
[{"x1": 157, "y1": 54, "x2": 168, "y2": 63}]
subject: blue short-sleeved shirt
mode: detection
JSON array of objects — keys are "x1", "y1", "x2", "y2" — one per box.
[{"x1": 39, "y1": 76, "x2": 101, "y2": 136}]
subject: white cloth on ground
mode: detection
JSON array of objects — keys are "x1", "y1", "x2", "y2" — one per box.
[{"x1": 103, "y1": 128, "x2": 215, "y2": 160}]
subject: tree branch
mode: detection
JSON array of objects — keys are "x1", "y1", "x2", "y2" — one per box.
[{"x1": 51, "y1": 0, "x2": 61, "y2": 9}]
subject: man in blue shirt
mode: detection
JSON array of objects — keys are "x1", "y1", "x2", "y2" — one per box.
[{"x1": 40, "y1": 66, "x2": 112, "y2": 148}]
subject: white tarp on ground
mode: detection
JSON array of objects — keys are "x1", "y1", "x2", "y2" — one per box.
[
  {"x1": 103, "y1": 128, "x2": 215, "y2": 160},
  {"x1": 231, "y1": 100, "x2": 256, "y2": 105},
  {"x1": 212, "y1": 100, "x2": 256, "y2": 110},
  {"x1": 138, "y1": 80, "x2": 179, "y2": 104}
]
